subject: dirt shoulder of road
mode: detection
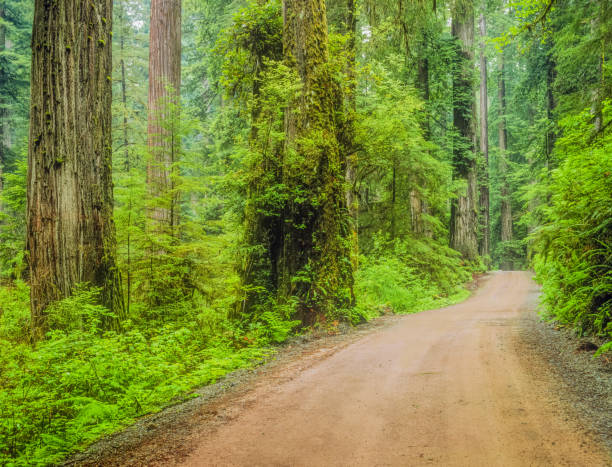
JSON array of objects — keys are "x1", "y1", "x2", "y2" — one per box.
[{"x1": 516, "y1": 311, "x2": 612, "y2": 454}]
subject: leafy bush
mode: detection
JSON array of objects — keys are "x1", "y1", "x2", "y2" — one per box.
[
  {"x1": 533, "y1": 101, "x2": 612, "y2": 338},
  {"x1": 354, "y1": 236, "x2": 471, "y2": 322},
  {"x1": 0, "y1": 287, "x2": 283, "y2": 466}
]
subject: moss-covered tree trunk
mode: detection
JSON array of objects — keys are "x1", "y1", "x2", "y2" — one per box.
[
  {"x1": 343, "y1": 0, "x2": 359, "y2": 266},
  {"x1": 498, "y1": 52, "x2": 513, "y2": 270},
  {"x1": 280, "y1": 0, "x2": 354, "y2": 323},
  {"x1": 590, "y1": 2, "x2": 603, "y2": 134},
  {"x1": 147, "y1": 0, "x2": 181, "y2": 235},
  {"x1": 27, "y1": 0, "x2": 124, "y2": 328},
  {"x1": 238, "y1": 1, "x2": 284, "y2": 317},
  {"x1": 0, "y1": 1, "x2": 6, "y2": 199},
  {"x1": 450, "y1": 0, "x2": 479, "y2": 261},
  {"x1": 478, "y1": 11, "x2": 490, "y2": 260}
]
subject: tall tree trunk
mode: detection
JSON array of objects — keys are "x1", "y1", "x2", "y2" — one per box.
[
  {"x1": 391, "y1": 162, "x2": 396, "y2": 239},
  {"x1": 343, "y1": 0, "x2": 359, "y2": 266},
  {"x1": 238, "y1": 1, "x2": 284, "y2": 317},
  {"x1": 545, "y1": 50, "x2": 556, "y2": 161},
  {"x1": 117, "y1": 0, "x2": 131, "y2": 314},
  {"x1": 478, "y1": 11, "x2": 490, "y2": 260},
  {"x1": 412, "y1": 35, "x2": 432, "y2": 238},
  {"x1": 450, "y1": 0, "x2": 479, "y2": 261},
  {"x1": 118, "y1": 2, "x2": 130, "y2": 172},
  {"x1": 27, "y1": 0, "x2": 124, "y2": 329},
  {"x1": 498, "y1": 52, "x2": 513, "y2": 270},
  {"x1": 590, "y1": 0, "x2": 603, "y2": 133},
  {"x1": 0, "y1": 0, "x2": 6, "y2": 198},
  {"x1": 147, "y1": 0, "x2": 181, "y2": 235},
  {"x1": 280, "y1": 0, "x2": 354, "y2": 322}
]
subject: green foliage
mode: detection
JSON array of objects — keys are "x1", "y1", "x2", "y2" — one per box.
[
  {"x1": 533, "y1": 102, "x2": 612, "y2": 337},
  {"x1": 0, "y1": 0, "x2": 32, "y2": 163},
  {"x1": 0, "y1": 285, "x2": 296, "y2": 465},
  {"x1": 0, "y1": 155, "x2": 27, "y2": 279},
  {"x1": 356, "y1": 57, "x2": 454, "y2": 245},
  {"x1": 594, "y1": 340, "x2": 612, "y2": 358},
  {"x1": 354, "y1": 237, "x2": 471, "y2": 322}
]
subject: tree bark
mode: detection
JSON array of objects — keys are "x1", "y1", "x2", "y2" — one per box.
[
  {"x1": 117, "y1": 0, "x2": 132, "y2": 314},
  {"x1": 238, "y1": 1, "x2": 285, "y2": 317},
  {"x1": 413, "y1": 34, "x2": 432, "y2": 238},
  {"x1": 450, "y1": 0, "x2": 479, "y2": 261},
  {"x1": 545, "y1": 50, "x2": 556, "y2": 160},
  {"x1": 27, "y1": 0, "x2": 124, "y2": 328},
  {"x1": 0, "y1": 0, "x2": 6, "y2": 198},
  {"x1": 498, "y1": 52, "x2": 513, "y2": 270},
  {"x1": 118, "y1": 1, "x2": 130, "y2": 172},
  {"x1": 147, "y1": 0, "x2": 181, "y2": 235},
  {"x1": 343, "y1": 0, "x2": 359, "y2": 266},
  {"x1": 478, "y1": 11, "x2": 490, "y2": 260},
  {"x1": 590, "y1": 1, "x2": 603, "y2": 134},
  {"x1": 280, "y1": 0, "x2": 354, "y2": 322}
]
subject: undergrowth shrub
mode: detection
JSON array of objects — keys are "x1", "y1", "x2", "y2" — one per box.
[
  {"x1": 354, "y1": 235, "x2": 471, "y2": 322},
  {"x1": 533, "y1": 102, "x2": 612, "y2": 338},
  {"x1": 0, "y1": 286, "x2": 293, "y2": 466}
]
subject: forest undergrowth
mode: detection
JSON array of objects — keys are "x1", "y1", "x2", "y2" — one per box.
[
  {"x1": 1, "y1": 0, "x2": 611, "y2": 464},
  {"x1": 0, "y1": 242, "x2": 472, "y2": 466}
]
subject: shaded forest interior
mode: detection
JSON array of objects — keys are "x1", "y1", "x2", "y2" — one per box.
[{"x1": 0, "y1": 0, "x2": 610, "y2": 464}]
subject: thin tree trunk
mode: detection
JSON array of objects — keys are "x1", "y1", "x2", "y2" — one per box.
[
  {"x1": 450, "y1": 0, "x2": 479, "y2": 261},
  {"x1": 147, "y1": 0, "x2": 181, "y2": 235},
  {"x1": 545, "y1": 52, "x2": 556, "y2": 161},
  {"x1": 0, "y1": 0, "x2": 6, "y2": 198},
  {"x1": 391, "y1": 162, "x2": 396, "y2": 239},
  {"x1": 119, "y1": 5, "x2": 130, "y2": 172},
  {"x1": 118, "y1": 0, "x2": 131, "y2": 314},
  {"x1": 478, "y1": 11, "x2": 490, "y2": 260},
  {"x1": 590, "y1": 1, "x2": 603, "y2": 133},
  {"x1": 27, "y1": 0, "x2": 124, "y2": 329},
  {"x1": 344, "y1": 0, "x2": 359, "y2": 266},
  {"x1": 498, "y1": 52, "x2": 513, "y2": 270},
  {"x1": 413, "y1": 36, "x2": 432, "y2": 238},
  {"x1": 280, "y1": 0, "x2": 354, "y2": 322}
]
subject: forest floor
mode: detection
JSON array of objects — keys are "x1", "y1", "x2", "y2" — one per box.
[{"x1": 66, "y1": 272, "x2": 612, "y2": 466}]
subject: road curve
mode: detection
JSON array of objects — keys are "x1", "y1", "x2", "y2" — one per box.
[{"x1": 179, "y1": 272, "x2": 610, "y2": 466}]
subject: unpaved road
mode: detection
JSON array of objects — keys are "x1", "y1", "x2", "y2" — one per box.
[{"x1": 76, "y1": 272, "x2": 611, "y2": 466}]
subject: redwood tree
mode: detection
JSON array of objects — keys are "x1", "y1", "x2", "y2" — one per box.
[
  {"x1": 498, "y1": 51, "x2": 513, "y2": 270},
  {"x1": 478, "y1": 10, "x2": 490, "y2": 259},
  {"x1": 147, "y1": 0, "x2": 181, "y2": 234},
  {"x1": 279, "y1": 0, "x2": 354, "y2": 322},
  {"x1": 450, "y1": 0, "x2": 479, "y2": 261},
  {"x1": 27, "y1": 0, "x2": 123, "y2": 327}
]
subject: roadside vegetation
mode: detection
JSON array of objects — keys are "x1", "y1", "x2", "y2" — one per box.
[{"x1": 0, "y1": 0, "x2": 609, "y2": 465}]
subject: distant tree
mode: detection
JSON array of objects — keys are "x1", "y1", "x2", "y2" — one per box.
[
  {"x1": 450, "y1": 0, "x2": 479, "y2": 261},
  {"x1": 498, "y1": 50, "x2": 513, "y2": 270},
  {"x1": 0, "y1": 0, "x2": 31, "y2": 196},
  {"x1": 147, "y1": 0, "x2": 181, "y2": 235},
  {"x1": 478, "y1": 10, "x2": 490, "y2": 259}
]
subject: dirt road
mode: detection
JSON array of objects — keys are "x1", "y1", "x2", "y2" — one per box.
[
  {"x1": 177, "y1": 272, "x2": 609, "y2": 466},
  {"x1": 76, "y1": 271, "x2": 610, "y2": 466}
]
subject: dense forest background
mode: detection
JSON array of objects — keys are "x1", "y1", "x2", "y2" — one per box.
[{"x1": 0, "y1": 0, "x2": 610, "y2": 464}]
